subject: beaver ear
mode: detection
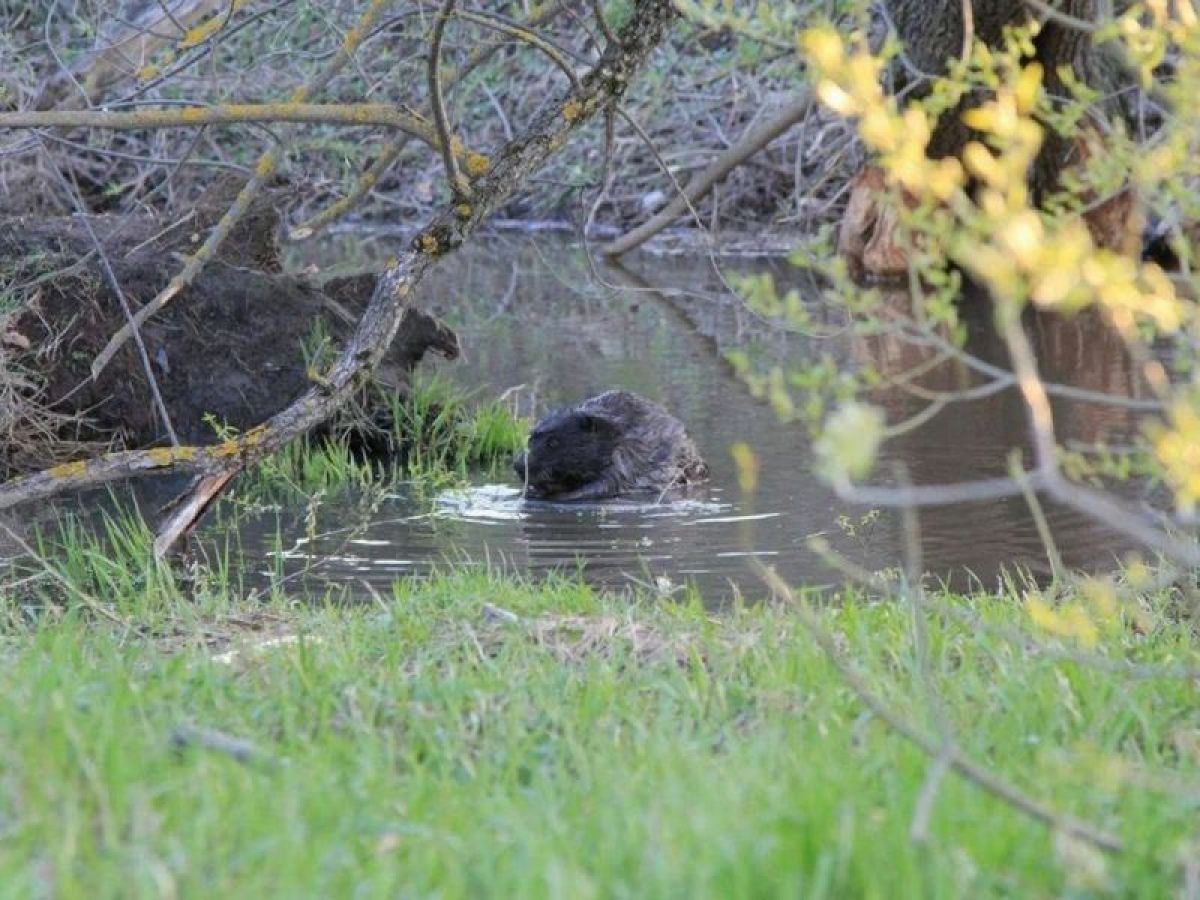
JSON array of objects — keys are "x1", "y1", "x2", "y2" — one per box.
[{"x1": 578, "y1": 412, "x2": 616, "y2": 433}]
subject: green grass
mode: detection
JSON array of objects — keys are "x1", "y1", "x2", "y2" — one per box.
[
  {"x1": 2, "y1": 511, "x2": 1200, "y2": 897},
  {"x1": 253, "y1": 374, "x2": 525, "y2": 496},
  {"x1": 384, "y1": 374, "x2": 527, "y2": 481},
  {"x1": 234, "y1": 376, "x2": 528, "y2": 499}
]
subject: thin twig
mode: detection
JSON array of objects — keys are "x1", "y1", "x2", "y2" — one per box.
[
  {"x1": 897, "y1": 465, "x2": 958, "y2": 843},
  {"x1": 602, "y1": 92, "x2": 812, "y2": 256},
  {"x1": 291, "y1": 1, "x2": 566, "y2": 238},
  {"x1": 453, "y1": 10, "x2": 582, "y2": 89},
  {"x1": 910, "y1": 744, "x2": 954, "y2": 843},
  {"x1": 1010, "y1": 450, "x2": 1064, "y2": 582},
  {"x1": 170, "y1": 723, "x2": 276, "y2": 768},
  {"x1": 960, "y1": 0, "x2": 975, "y2": 63},
  {"x1": 49, "y1": 157, "x2": 179, "y2": 446},
  {"x1": 429, "y1": 0, "x2": 469, "y2": 201},
  {"x1": 589, "y1": 0, "x2": 618, "y2": 45},
  {"x1": 1022, "y1": 0, "x2": 1103, "y2": 32}
]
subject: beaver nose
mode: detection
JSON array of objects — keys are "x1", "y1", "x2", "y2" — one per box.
[{"x1": 512, "y1": 451, "x2": 527, "y2": 479}]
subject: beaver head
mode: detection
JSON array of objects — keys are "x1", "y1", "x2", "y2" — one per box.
[{"x1": 513, "y1": 406, "x2": 621, "y2": 499}]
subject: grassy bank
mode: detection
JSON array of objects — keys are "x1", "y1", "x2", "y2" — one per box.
[{"x1": 1, "y1": 527, "x2": 1199, "y2": 897}]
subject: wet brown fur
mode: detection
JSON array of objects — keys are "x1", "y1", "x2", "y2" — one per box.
[{"x1": 514, "y1": 391, "x2": 708, "y2": 500}]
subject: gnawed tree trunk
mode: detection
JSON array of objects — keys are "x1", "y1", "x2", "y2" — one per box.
[{"x1": 839, "y1": 0, "x2": 1140, "y2": 281}]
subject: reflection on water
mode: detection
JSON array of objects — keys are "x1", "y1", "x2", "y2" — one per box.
[{"x1": 231, "y1": 234, "x2": 1151, "y2": 599}]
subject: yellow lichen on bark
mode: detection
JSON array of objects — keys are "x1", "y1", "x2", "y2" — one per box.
[
  {"x1": 48, "y1": 460, "x2": 88, "y2": 479},
  {"x1": 211, "y1": 440, "x2": 242, "y2": 459},
  {"x1": 145, "y1": 446, "x2": 199, "y2": 466},
  {"x1": 241, "y1": 425, "x2": 268, "y2": 447},
  {"x1": 465, "y1": 153, "x2": 491, "y2": 176},
  {"x1": 179, "y1": 0, "x2": 250, "y2": 49}
]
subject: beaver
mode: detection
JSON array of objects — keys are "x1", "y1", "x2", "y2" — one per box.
[{"x1": 513, "y1": 390, "x2": 709, "y2": 500}]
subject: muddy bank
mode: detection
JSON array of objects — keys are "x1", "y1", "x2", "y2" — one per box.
[{"x1": 0, "y1": 190, "x2": 457, "y2": 476}]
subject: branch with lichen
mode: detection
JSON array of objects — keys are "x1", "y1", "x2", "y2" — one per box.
[
  {"x1": 428, "y1": 0, "x2": 470, "y2": 202},
  {"x1": 0, "y1": 103, "x2": 445, "y2": 141}
]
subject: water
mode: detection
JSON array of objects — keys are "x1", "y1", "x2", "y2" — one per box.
[{"x1": 213, "y1": 232, "x2": 1154, "y2": 600}]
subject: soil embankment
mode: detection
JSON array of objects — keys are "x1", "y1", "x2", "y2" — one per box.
[{"x1": 0, "y1": 189, "x2": 457, "y2": 476}]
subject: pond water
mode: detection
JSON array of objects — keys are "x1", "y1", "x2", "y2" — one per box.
[{"x1": 212, "y1": 232, "x2": 1151, "y2": 601}]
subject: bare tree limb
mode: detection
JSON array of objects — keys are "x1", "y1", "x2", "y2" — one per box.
[{"x1": 0, "y1": 103, "x2": 446, "y2": 143}]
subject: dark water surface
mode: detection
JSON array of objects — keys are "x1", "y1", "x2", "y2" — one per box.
[{"x1": 225, "y1": 234, "x2": 1149, "y2": 599}]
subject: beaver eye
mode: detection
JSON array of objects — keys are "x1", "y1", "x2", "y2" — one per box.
[{"x1": 547, "y1": 437, "x2": 560, "y2": 449}]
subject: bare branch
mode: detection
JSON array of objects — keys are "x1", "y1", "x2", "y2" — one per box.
[
  {"x1": 0, "y1": 103, "x2": 445, "y2": 142},
  {"x1": 1022, "y1": 0, "x2": 1104, "y2": 32},
  {"x1": 453, "y1": 10, "x2": 582, "y2": 89},
  {"x1": 51, "y1": 159, "x2": 179, "y2": 447},
  {"x1": 429, "y1": 0, "x2": 470, "y2": 202},
  {"x1": 290, "y1": 1, "x2": 566, "y2": 239},
  {"x1": 589, "y1": 0, "x2": 618, "y2": 46}
]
